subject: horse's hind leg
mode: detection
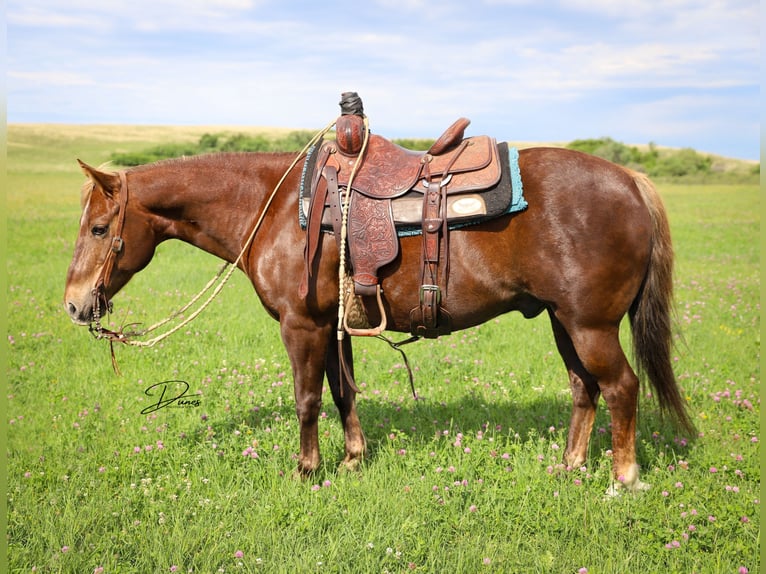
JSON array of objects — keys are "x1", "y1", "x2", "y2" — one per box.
[
  {"x1": 549, "y1": 312, "x2": 600, "y2": 469},
  {"x1": 325, "y1": 335, "x2": 367, "y2": 471},
  {"x1": 554, "y1": 315, "x2": 647, "y2": 493}
]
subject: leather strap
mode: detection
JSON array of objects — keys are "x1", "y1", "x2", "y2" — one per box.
[
  {"x1": 420, "y1": 177, "x2": 442, "y2": 331},
  {"x1": 300, "y1": 143, "x2": 336, "y2": 300},
  {"x1": 423, "y1": 184, "x2": 442, "y2": 263},
  {"x1": 94, "y1": 170, "x2": 129, "y2": 299},
  {"x1": 300, "y1": 168, "x2": 331, "y2": 299},
  {"x1": 410, "y1": 140, "x2": 470, "y2": 337},
  {"x1": 326, "y1": 168, "x2": 344, "y2": 238}
]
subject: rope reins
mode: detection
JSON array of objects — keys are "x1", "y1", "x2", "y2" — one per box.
[
  {"x1": 90, "y1": 114, "x2": 419, "y2": 398},
  {"x1": 90, "y1": 119, "x2": 337, "y2": 349}
]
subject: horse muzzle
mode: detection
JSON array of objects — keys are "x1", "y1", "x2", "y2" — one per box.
[
  {"x1": 65, "y1": 285, "x2": 111, "y2": 326},
  {"x1": 65, "y1": 299, "x2": 95, "y2": 326}
]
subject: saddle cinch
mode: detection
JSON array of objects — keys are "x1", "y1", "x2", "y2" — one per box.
[{"x1": 300, "y1": 101, "x2": 513, "y2": 339}]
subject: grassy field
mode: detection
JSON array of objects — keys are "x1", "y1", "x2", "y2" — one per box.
[{"x1": 6, "y1": 125, "x2": 760, "y2": 573}]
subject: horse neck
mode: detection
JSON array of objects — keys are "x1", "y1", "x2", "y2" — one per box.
[{"x1": 130, "y1": 153, "x2": 294, "y2": 264}]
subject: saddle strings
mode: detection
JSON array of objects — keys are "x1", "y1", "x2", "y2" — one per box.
[{"x1": 97, "y1": 118, "x2": 338, "y2": 349}]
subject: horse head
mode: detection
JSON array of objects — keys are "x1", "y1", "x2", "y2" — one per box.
[{"x1": 64, "y1": 161, "x2": 157, "y2": 326}]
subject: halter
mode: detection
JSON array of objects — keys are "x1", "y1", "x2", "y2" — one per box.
[{"x1": 89, "y1": 170, "x2": 129, "y2": 339}]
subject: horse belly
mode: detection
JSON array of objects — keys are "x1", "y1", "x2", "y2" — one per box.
[{"x1": 372, "y1": 223, "x2": 529, "y2": 332}]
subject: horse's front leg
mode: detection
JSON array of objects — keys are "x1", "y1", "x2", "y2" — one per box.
[
  {"x1": 280, "y1": 316, "x2": 331, "y2": 475},
  {"x1": 325, "y1": 334, "x2": 367, "y2": 471}
]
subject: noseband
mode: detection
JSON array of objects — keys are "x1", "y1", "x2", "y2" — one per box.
[{"x1": 89, "y1": 170, "x2": 129, "y2": 339}]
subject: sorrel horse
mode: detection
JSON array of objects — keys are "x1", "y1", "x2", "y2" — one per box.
[{"x1": 64, "y1": 146, "x2": 693, "y2": 492}]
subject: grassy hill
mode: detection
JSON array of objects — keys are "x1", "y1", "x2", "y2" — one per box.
[{"x1": 8, "y1": 123, "x2": 759, "y2": 184}]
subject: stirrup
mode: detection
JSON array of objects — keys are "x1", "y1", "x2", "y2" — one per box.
[{"x1": 343, "y1": 284, "x2": 387, "y2": 337}]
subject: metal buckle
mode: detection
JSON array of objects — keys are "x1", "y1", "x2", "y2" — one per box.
[
  {"x1": 421, "y1": 173, "x2": 452, "y2": 189},
  {"x1": 111, "y1": 237, "x2": 124, "y2": 253},
  {"x1": 419, "y1": 284, "x2": 441, "y2": 305}
]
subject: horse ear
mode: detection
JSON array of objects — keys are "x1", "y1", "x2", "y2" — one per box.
[{"x1": 77, "y1": 159, "x2": 121, "y2": 198}]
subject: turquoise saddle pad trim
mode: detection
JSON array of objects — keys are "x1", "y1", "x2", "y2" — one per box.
[
  {"x1": 507, "y1": 146, "x2": 528, "y2": 213},
  {"x1": 397, "y1": 145, "x2": 527, "y2": 237}
]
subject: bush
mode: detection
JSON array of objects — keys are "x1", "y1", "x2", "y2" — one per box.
[
  {"x1": 392, "y1": 138, "x2": 435, "y2": 151},
  {"x1": 566, "y1": 138, "x2": 722, "y2": 180},
  {"x1": 651, "y1": 148, "x2": 712, "y2": 177},
  {"x1": 218, "y1": 133, "x2": 272, "y2": 152},
  {"x1": 567, "y1": 137, "x2": 644, "y2": 166},
  {"x1": 110, "y1": 131, "x2": 317, "y2": 165}
]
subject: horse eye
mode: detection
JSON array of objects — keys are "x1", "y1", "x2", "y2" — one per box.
[{"x1": 91, "y1": 224, "x2": 109, "y2": 237}]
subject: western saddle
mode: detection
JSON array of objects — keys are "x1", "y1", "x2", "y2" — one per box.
[{"x1": 301, "y1": 92, "x2": 506, "y2": 339}]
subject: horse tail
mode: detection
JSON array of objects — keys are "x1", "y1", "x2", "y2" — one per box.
[{"x1": 627, "y1": 170, "x2": 695, "y2": 434}]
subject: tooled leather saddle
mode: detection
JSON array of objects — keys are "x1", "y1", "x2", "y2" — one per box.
[{"x1": 299, "y1": 93, "x2": 523, "y2": 338}]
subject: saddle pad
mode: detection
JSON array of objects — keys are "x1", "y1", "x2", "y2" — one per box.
[{"x1": 299, "y1": 143, "x2": 527, "y2": 236}]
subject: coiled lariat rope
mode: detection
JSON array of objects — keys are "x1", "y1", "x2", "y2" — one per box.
[
  {"x1": 335, "y1": 115, "x2": 370, "y2": 344},
  {"x1": 93, "y1": 118, "x2": 338, "y2": 349}
]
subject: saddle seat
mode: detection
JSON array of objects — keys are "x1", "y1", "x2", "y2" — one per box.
[{"x1": 331, "y1": 120, "x2": 500, "y2": 200}]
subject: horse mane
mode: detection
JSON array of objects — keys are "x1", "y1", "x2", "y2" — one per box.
[
  {"x1": 126, "y1": 151, "x2": 297, "y2": 175},
  {"x1": 80, "y1": 180, "x2": 95, "y2": 208}
]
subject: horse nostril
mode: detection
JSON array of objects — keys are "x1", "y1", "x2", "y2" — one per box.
[{"x1": 67, "y1": 302, "x2": 77, "y2": 316}]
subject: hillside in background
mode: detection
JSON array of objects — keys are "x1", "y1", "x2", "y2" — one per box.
[{"x1": 8, "y1": 124, "x2": 759, "y2": 184}]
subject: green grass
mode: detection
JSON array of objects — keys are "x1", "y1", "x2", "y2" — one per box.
[{"x1": 6, "y1": 125, "x2": 760, "y2": 573}]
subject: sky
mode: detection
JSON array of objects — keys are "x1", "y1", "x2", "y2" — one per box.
[{"x1": 7, "y1": 0, "x2": 761, "y2": 160}]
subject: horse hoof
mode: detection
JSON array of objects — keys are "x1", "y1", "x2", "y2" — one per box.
[
  {"x1": 633, "y1": 480, "x2": 651, "y2": 491},
  {"x1": 338, "y1": 457, "x2": 363, "y2": 473},
  {"x1": 292, "y1": 465, "x2": 318, "y2": 480},
  {"x1": 604, "y1": 480, "x2": 651, "y2": 498}
]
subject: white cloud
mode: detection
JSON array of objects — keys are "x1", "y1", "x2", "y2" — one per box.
[
  {"x1": 7, "y1": 6, "x2": 108, "y2": 29},
  {"x1": 8, "y1": 0, "x2": 265, "y2": 34},
  {"x1": 9, "y1": 71, "x2": 96, "y2": 87}
]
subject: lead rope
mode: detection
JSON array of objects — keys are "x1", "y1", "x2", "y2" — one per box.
[{"x1": 95, "y1": 119, "x2": 338, "y2": 349}]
